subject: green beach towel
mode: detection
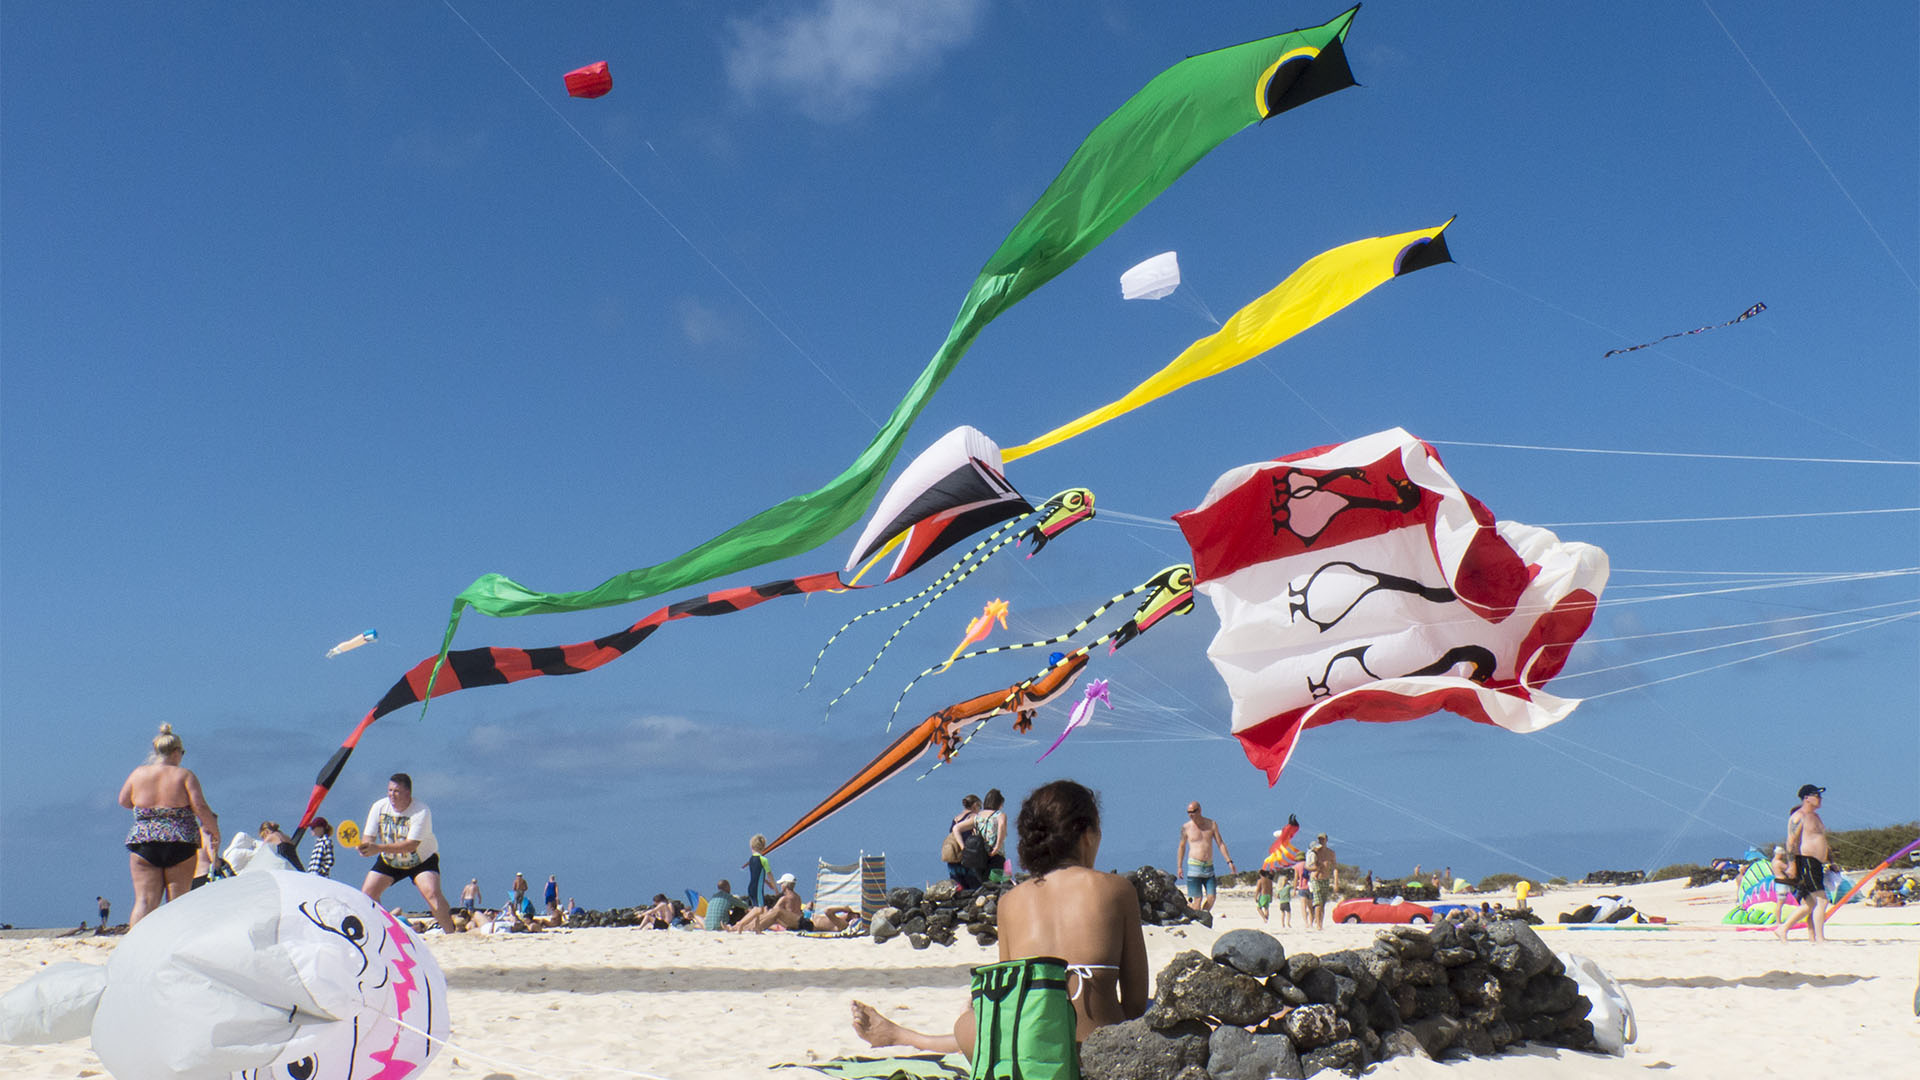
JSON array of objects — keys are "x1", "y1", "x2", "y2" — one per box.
[{"x1": 774, "y1": 1052, "x2": 968, "y2": 1079}]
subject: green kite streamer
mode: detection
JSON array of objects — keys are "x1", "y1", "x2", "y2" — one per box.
[{"x1": 430, "y1": 7, "x2": 1360, "y2": 685}]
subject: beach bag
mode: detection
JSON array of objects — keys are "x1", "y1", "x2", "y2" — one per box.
[
  {"x1": 968, "y1": 957, "x2": 1079, "y2": 1080},
  {"x1": 941, "y1": 833, "x2": 964, "y2": 864},
  {"x1": 1557, "y1": 952, "x2": 1636, "y2": 1055},
  {"x1": 961, "y1": 831, "x2": 990, "y2": 877}
]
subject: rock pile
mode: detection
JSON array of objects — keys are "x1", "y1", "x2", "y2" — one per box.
[
  {"x1": 869, "y1": 879, "x2": 1012, "y2": 949},
  {"x1": 1080, "y1": 921, "x2": 1600, "y2": 1079},
  {"x1": 1581, "y1": 869, "x2": 1646, "y2": 886},
  {"x1": 870, "y1": 867, "x2": 1214, "y2": 949}
]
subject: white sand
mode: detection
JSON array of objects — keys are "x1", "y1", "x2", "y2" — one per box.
[{"x1": 3, "y1": 879, "x2": 1914, "y2": 1079}]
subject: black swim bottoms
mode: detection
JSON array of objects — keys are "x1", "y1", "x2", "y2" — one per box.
[
  {"x1": 1792, "y1": 855, "x2": 1824, "y2": 901},
  {"x1": 371, "y1": 853, "x2": 441, "y2": 884},
  {"x1": 127, "y1": 840, "x2": 197, "y2": 869}
]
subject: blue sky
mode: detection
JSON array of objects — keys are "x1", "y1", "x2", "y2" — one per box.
[{"x1": 2, "y1": 1, "x2": 1914, "y2": 927}]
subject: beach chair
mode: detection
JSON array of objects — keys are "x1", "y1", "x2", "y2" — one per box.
[
  {"x1": 861, "y1": 853, "x2": 887, "y2": 919},
  {"x1": 815, "y1": 858, "x2": 862, "y2": 913}
]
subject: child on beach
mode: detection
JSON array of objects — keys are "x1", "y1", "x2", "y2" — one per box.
[
  {"x1": 744, "y1": 834, "x2": 772, "y2": 907},
  {"x1": 1255, "y1": 869, "x2": 1273, "y2": 922}
]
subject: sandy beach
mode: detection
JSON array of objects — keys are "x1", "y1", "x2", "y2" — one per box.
[{"x1": 3, "y1": 878, "x2": 1914, "y2": 1079}]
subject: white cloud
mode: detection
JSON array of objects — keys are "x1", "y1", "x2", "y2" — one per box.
[
  {"x1": 724, "y1": 0, "x2": 986, "y2": 122},
  {"x1": 388, "y1": 127, "x2": 490, "y2": 170},
  {"x1": 676, "y1": 295, "x2": 742, "y2": 347}
]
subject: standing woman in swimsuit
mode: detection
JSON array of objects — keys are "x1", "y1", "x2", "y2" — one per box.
[
  {"x1": 852, "y1": 778, "x2": 1149, "y2": 1063},
  {"x1": 116, "y1": 724, "x2": 220, "y2": 925}
]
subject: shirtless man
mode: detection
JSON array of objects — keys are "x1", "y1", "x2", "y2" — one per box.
[
  {"x1": 1776, "y1": 784, "x2": 1831, "y2": 943},
  {"x1": 731, "y1": 873, "x2": 806, "y2": 932},
  {"x1": 1308, "y1": 834, "x2": 1338, "y2": 930},
  {"x1": 1174, "y1": 801, "x2": 1235, "y2": 912}
]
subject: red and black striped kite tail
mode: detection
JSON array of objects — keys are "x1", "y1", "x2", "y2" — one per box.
[{"x1": 295, "y1": 570, "x2": 846, "y2": 832}]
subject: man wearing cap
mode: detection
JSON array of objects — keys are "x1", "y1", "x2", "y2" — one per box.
[
  {"x1": 1174, "y1": 801, "x2": 1235, "y2": 912},
  {"x1": 1777, "y1": 784, "x2": 1831, "y2": 942},
  {"x1": 731, "y1": 871, "x2": 808, "y2": 932}
]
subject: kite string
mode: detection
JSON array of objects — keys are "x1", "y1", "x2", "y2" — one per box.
[
  {"x1": 437, "y1": 0, "x2": 881, "y2": 430},
  {"x1": 382, "y1": 1012, "x2": 680, "y2": 1080},
  {"x1": 1555, "y1": 609, "x2": 1917, "y2": 682},
  {"x1": 1579, "y1": 596, "x2": 1920, "y2": 643},
  {"x1": 1537, "y1": 507, "x2": 1918, "y2": 527},
  {"x1": 1580, "y1": 610, "x2": 1920, "y2": 701},
  {"x1": 1426, "y1": 439, "x2": 1920, "y2": 468},
  {"x1": 1698, "y1": 0, "x2": 1918, "y2": 292}
]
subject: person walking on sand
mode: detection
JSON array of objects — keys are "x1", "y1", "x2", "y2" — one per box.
[
  {"x1": 461, "y1": 878, "x2": 482, "y2": 914},
  {"x1": 118, "y1": 724, "x2": 221, "y2": 926},
  {"x1": 545, "y1": 874, "x2": 560, "y2": 919},
  {"x1": 1776, "y1": 784, "x2": 1831, "y2": 943},
  {"x1": 357, "y1": 773, "x2": 457, "y2": 934},
  {"x1": 1308, "y1": 834, "x2": 1338, "y2": 930},
  {"x1": 1174, "y1": 801, "x2": 1235, "y2": 913},
  {"x1": 96, "y1": 896, "x2": 110, "y2": 933}
]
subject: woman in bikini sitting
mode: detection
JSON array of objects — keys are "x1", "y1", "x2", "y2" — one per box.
[
  {"x1": 117, "y1": 724, "x2": 221, "y2": 925},
  {"x1": 851, "y1": 779, "x2": 1148, "y2": 1074}
]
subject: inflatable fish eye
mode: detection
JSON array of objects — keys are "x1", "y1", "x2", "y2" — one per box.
[
  {"x1": 298, "y1": 898, "x2": 373, "y2": 973},
  {"x1": 284, "y1": 1057, "x2": 317, "y2": 1080}
]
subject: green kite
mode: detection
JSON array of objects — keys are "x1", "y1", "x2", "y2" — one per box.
[{"x1": 433, "y1": 7, "x2": 1361, "y2": 676}]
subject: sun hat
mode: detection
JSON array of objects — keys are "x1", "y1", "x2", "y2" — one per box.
[{"x1": 776, "y1": 872, "x2": 797, "y2": 886}]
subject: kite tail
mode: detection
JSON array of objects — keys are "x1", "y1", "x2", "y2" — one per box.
[
  {"x1": 417, "y1": 598, "x2": 470, "y2": 720},
  {"x1": 823, "y1": 518, "x2": 1033, "y2": 717},
  {"x1": 884, "y1": 579, "x2": 1155, "y2": 727},
  {"x1": 805, "y1": 513, "x2": 1027, "y2": 691}
]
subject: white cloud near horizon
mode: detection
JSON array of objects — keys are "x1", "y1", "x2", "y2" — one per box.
[{"x1": 724, "y1": 0, "x2": 986, "y2": 123}]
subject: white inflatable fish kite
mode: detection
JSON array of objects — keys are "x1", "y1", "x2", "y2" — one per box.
[{"x1": 0, "y1": 869, "x2": 447, "y2": 1080}]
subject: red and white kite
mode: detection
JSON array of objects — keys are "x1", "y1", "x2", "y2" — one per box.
[{"x1": 1174, "y1": 428, "x2": 1608, "y2": 783}]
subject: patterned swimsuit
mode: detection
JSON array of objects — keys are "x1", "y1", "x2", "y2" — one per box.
[{"x1": 127, "y1": 805, "x2": 199, "y2": 845}]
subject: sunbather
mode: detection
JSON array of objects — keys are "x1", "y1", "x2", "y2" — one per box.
[{"x1": 850, "y1": 778, "x2": 1148, "y2": 1071}]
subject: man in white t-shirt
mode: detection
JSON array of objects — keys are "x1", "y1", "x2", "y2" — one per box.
[{"x1": 358, "y1": 772, "x2": 456, "y2": 933}]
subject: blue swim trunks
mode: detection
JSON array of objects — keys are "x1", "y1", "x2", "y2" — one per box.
[{"x1": 1185, "y1": 860, "x2": 1216, "y2": 900}]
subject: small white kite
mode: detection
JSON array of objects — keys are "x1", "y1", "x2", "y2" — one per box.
[
  {"x1": 325, "y1": 629, "x2": 377, "y2": 658},
  {"x1": 1119, "y1": 251, "x2": 1181, "y2": 300}
]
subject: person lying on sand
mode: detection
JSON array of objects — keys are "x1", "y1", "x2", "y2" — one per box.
[
  {"x1": 804, "y1": 906, "x2": 862, "y2": 933},
  {"x1": 850, "y1": 779, "x2": 1149, "y2": 1068}
]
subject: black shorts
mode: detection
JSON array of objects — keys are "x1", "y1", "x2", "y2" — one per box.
[
  {"x1": 127, "y1": 841, "x2": 197, "y2": 869},
  {"x1": 372, "y1": 853, "x2": 441, "y2": 884},
  {"x1": 1792, "y1": 855, "x2": 1824, "y2": 901}
]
